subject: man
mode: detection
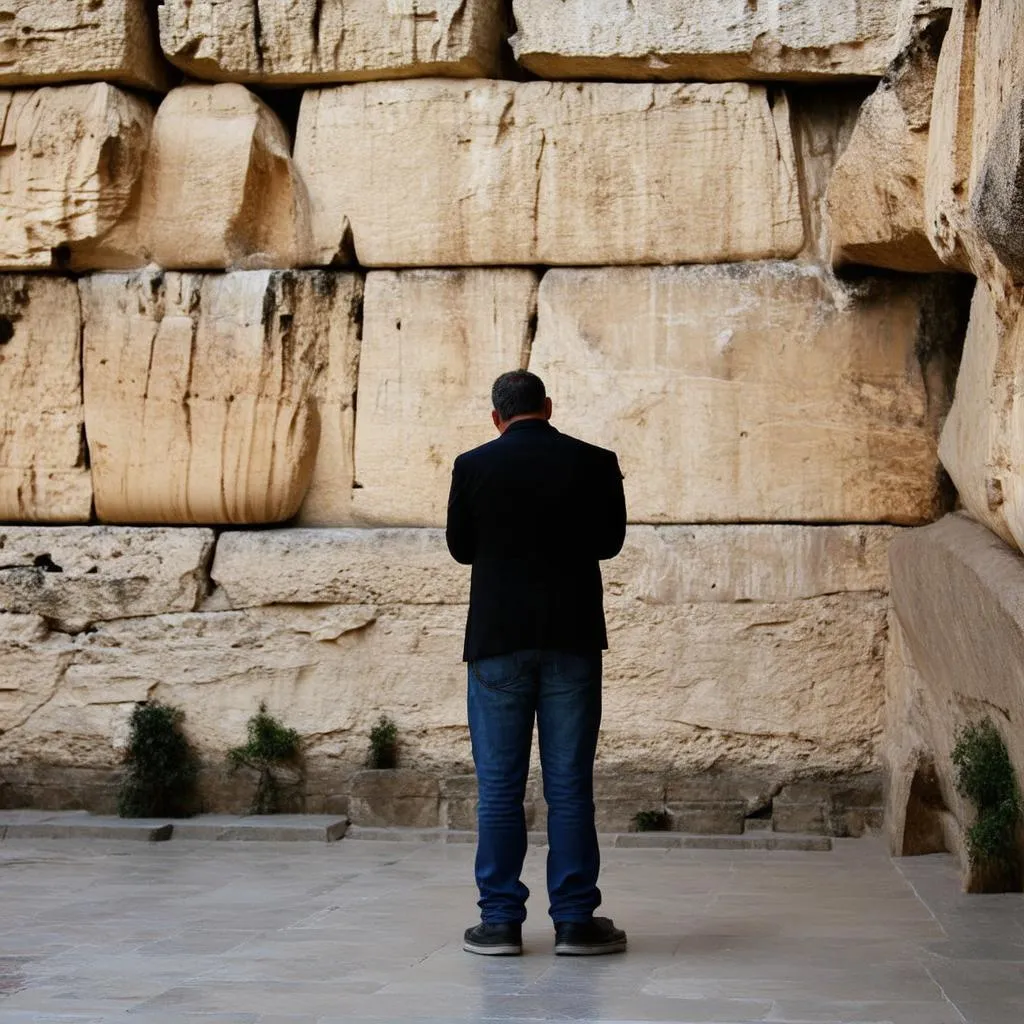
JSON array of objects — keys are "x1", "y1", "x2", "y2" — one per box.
[{"x1": 446, "y1": 369, "x2": 628, "y2": 957}]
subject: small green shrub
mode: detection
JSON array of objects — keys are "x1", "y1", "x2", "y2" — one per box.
[
  {"x1": 952, "y1": 718, "x2": 1022, "y2": 881},
  {"x1": 633, "y1": 809, "x2": 672, "y2": 832},
  {"x1": 228, "y1": 702, "x2": 302, "y2": 815},
  {"x1": 118, "y1": 700, "x2": 198, "y2": 818},
  {"x1": 367, "y1": 715, "x2": 398, "y2": 769}
]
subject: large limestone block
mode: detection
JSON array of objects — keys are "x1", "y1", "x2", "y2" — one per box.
[
  {"x1": 509, "y1": 0, "x2": 900, "y2": 82},
  {"x1": 211, "y1": 529, "x2": 467, "y2": 608},
  {"x1": 351, "y1": 270, "x2": 537, "y2": 527},
  {"x1": 0, "y1": 613, "x2": 75, "y2": 747},
  {"x1": 888, "y1": 514, "x2": 1024, "y2": 868},
  {"x1": 294, "y1": 275, "x2": 363, "y2": 526},
  {"x1": 0, "y1": 276, "x2": 91, "y2": 522},
  {"x1": 0, "y1": 604, "x2": 469, "y2": 770},
  {"x1": 0, "y1": 527, "x2": 214, "y2": 631},
  {"x1": 967, "y1": 0, "x2": 1024, "y2": 284},
  {"x1": 828, "y1": 17, "x2": 949, "y2": 272},
  {"x1": 81, "y1": 269, "x2": 356, "y2": 525},
  {"x1": 139, "y1": 84, "x2": 316, "y2": 270},
  {"x1": 531, "y1": 264, "x2": 960, "y2": 525},
  {"x1": 210, "y1": 523, "x2": 895, "y2": 610},
  {"x1": 608, "y1": 525, "x2": 896, "y2": 606},
  {"x1": 0, "y1": 1, "x2": 168, "y2": 90},
  {"x1": 1, "y1": 576, "x2": 888, "y2": 780},
  {"x1": 158, "y1": 0, "x2": 506, "y2": 84},
  {"x1": 605, "y1": 595, "x2": 888, "y2": 774},
  {"x1": 295, "y1": 81, "x2": 804, "y2": 267},
  {"x1": 938, "y1": 280, "x2": 1024, "y2": 552},
  {"x1": 0, "y1": 84, "x2": 153, "y2": 271}
]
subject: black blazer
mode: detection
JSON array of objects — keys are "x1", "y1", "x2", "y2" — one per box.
[{"x1": 446, "y1": 419, "x2": 627, "y2": 662}]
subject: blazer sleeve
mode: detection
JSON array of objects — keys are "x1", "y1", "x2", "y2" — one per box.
[
  {"x1": 593, "y1": 451, "x2": 627, "y2": 560},
  {"x1": 445, "y1": 455, "x2": 475, "y2": 565}
]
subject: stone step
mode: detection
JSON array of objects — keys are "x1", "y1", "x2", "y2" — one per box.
[
  {"x1": 0, "y1": 811, "x2": 348, "y2": 843},
  {"x1": 345, "y1": 827, "x2": 833, "y2": 852}
]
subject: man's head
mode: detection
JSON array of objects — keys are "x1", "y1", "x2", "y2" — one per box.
[{"x1": 491, "y1": 370, "x2": 552, "y2": 433}]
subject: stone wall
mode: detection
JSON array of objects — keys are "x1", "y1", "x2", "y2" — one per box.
[{"x1": 0, "y1": 0, "x2": 996, "y2": 834}]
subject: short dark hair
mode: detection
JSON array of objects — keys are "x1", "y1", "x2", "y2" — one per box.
[{"x1": 491, "y1": 370, "x2": 546, "y2": 422}]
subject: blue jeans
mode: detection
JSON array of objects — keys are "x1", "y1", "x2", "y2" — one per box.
[{"x1": 468, "y1": 648, "x2": 603, "y2": 924}]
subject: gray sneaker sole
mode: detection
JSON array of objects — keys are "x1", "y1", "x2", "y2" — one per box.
[
  {"x1": 554, "y1": 938, "x2": 628, "y2": 956},
  {"x1": 463, "y1": 940, "x2": 522, "y2": 956}
]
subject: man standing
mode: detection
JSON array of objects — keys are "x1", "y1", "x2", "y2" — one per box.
[{"x1": 446, "y1": 370, "x2": 628, "y2": 957}]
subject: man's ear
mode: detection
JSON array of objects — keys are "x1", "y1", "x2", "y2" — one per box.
[
  {"x1": 492, "y1": 409, "x2": 502, "y2": 432},
  {"x1": 544, "y1": 397, "x2": 553, "y2": 420}
]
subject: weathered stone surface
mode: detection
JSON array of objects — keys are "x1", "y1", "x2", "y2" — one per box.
[
  {"x1": 0, "y1": 605, "x2": 468, "y2": 771},
  {"x1": 0, "y1": 527, "x2": 214, "y2": 631},
  {"x1": 210, "y1": 524, "x2": 894, "y2": 610},
  {"x1": 968, "y1": 0, "x2": 1024, "y2": 284},
  {"x1": 139, "y1": 85, "x2": 316, "y2": 270},
  {"x1": 938, "y1": 280, "x2": 1024, "y2": 552},
  {"x1": 294, "y1": 274, "x2": 363, "y2": 526},
  {"x1": 349, "y1": 770, "x2": 441, "y2": 828},
  {"x1": 603, "y1": 595, "x2": 888, "y2": 777},
  {"x1": 158, "y1": 0, "x2": 506, "y2": 84},
  {"x1": 789, "y1": 88, "x2": 867, "y2": 264},
  {"x1": 888, "y1": 514, "x2": 1024, "y2": 879},
  {"x1": 828, "y1": 16, "x2": 949, "y2": 272},
  {"x1": 531, "y1": 264, "x2": 959, "y2": 524},
  {"x1": 0, "y1": 276, "x2": 91, "y2": 523},
  {"x1": 295, "y1": 81, "x2": 803, "y2": 267},
  {"x1": 211, "y1": 529, "x2": 466, "y2": 608},
  {"x1": 0, "y1": 0, "x2": 168, "y2": 90},
  {"x1": 351, "y1": 270, "x2": 536, "y2": 527},
  {"x1": 0, "y1": 84, "x2": 152, "y2": 270},
  {"x1": 607, "y1": 525, "x2": 896, "y2": 605},
  {"x1": 509, "y1": 0, "x2": 900, "y2": 82},
  {"x1": 2, "y1": 522, "x2": 891, "y2": 794},
  {"x1": 81, "y1": 270, "x2": 351, "y2": 525}
]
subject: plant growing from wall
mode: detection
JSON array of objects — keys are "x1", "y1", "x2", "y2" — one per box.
[
  {"x1": 633, "y1": 809, "x2": 672, "y2": 832},
  {"x1": 367, "y1": 715, "x2": 399, "y2": 769},
  {"x1": 952, "y1": 717, "x2": 1022, "y2": 892},
  {"x1": 118, "y1": 700, "x2": 199, "y2": 818},
  {"x1": 227, "y1": 702, "x2": 302, "y2": 815}
]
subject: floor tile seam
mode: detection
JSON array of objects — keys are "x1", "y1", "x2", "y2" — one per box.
[{"x1": 918, "y1": 957, "x2": 972, "y2": 1024}]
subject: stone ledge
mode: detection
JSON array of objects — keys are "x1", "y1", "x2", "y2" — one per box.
[
  {"x1": 345, "y1": 827, "x2": 832, "y2": 852},
  {"x1": 0, "y1": 811, "x2": 348, "y2": 843}
]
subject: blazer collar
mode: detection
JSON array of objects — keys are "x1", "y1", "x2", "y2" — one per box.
[{"x1": 503, "y1": 418, "x2": 555, "y2": 435}]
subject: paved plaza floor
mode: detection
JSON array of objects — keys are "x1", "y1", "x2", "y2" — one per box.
[{"x1": 0, "y1": 835, "x2": 1022, "y2": 1024}]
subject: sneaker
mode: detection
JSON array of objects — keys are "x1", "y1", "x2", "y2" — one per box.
[
  {"x1": 554, "y1": 917, "x2": 627, "y2": 956},
  {"x1": 463, "y1": 921, "x2": 523, "y2": 956}
]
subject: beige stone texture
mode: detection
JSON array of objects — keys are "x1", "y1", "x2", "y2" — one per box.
[
  {"x1": 0, "y1": 0, "x2": 167, "y2": 90},
  {"x1": 788, "y1": 89, "x2": 865, "y2": 264},
  {"x1": 210, "y1": 524, "x2": 895, "y2": 611},
  {"x1": 509, "y1": 0, "x2": 900, "y2": 82},
  {"x1": 80, "y1": 269, "x2": 354, "y2": 525},
  {"x1": 294, "y1": 275, "x2": 363, "y2": 527},
  {"x1": 350, "y1": 270, "x2": 536, "y2": 527},
  {"x1": 0, "y1": 276, "x2": 91, "y2": 523},
  {"x1": 888, "y1": 514, "x2": 1024, "y2": 880},
  {"x1": 139, "y1": 84, "x2": 317, "y2": 271},
  {"x1": 0, "y1": 83, "x2": 153, "y2": 271},
  {"x1": 158, "y1": 0, "x2": 506, "y2": 84},
  {"x1": 922, "y1": 0, "x2": 999, "y2": 278},
  {"x1": 295, "y1": 80, "x2": 804, "y2": 268},
  {"x1": 938, "y1": 279, "x2": 1024, "y2": 553},
  {"x1": 0, "y1": 523, "x2": 892, "y2": 781},
  {"x1": 967, "y1": 0, "x2": 1024, "y2": 284},
  {"x1": 211, "y1": 528, "x2": 467, "y2": 608},
  {"x1": 827, "y1": 17, "x2": 948, "y2": 273},
  {"x1": 0, "y1": 527, "x2": 214, "y2": 632},
  {"x1": 530, "y1": 264, "x2": 959, "y2": 525}
]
